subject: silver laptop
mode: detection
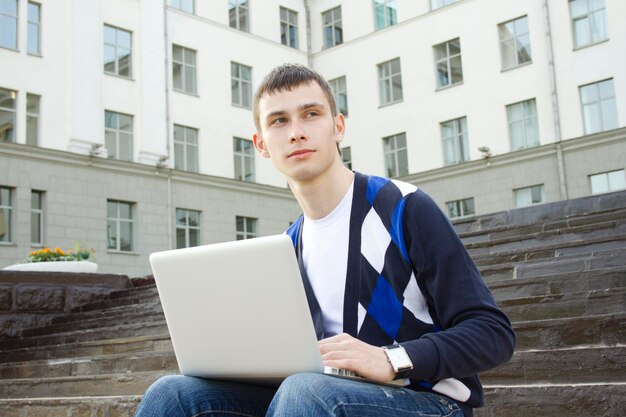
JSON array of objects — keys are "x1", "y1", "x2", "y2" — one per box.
[{"x1": 150, "y1": 234, "x2": 403, "y2": 387}]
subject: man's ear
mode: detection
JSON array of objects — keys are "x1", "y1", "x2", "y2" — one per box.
[
  {"x1": 333, "y1": 113, "x2": 346, "y2": 144},
  {"x1": 253, "y1": 132, "x2": 271, "y2": 159}
]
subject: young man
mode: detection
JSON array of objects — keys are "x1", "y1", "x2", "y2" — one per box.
[{"x1": 135, "y1": 64, "x2": 515, "y2": 417}]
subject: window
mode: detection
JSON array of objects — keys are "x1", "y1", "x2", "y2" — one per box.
[
  {"x1": 341, "y1": 146, "x2": 352, "y2": 170},
  {"x1": 435, "y1": 38, "x2": 463, "y2": 88},
  {"x1": 107, "y1": 200, "x2": 134, "y2": 252},
  {"x1": 173, "y1": 124, "x2": 199, "y2": 172},
  {"x1": 322, "y1": 6, "x2": 342, "y2": 48},
  {"x1": 26, "y1": 93, "x2": 39, "y2": 146},
  {"x1": 374, "y1": 0, "x2": 396, "y2": 30},
  {"x1": 176, "y1": 208, "x2": 201, "y2": 248},
  {"x1": 514, "y1": 184, "x2": 545, "y2": 208},
  {"x1": 446, "y1": 197, "x2": 475, "y2": 219},
  {"x1": 441, "y1": 117, "x2": 469, "y2": 165},
  {"x1": 569, "y1": 0, "x2": 607, "y2": 48},
  {"x1": 579, "y1": 79, "x2": 618, "y2": 134},
  {"x1": 431, "y1": 0, "x2": 458, "y2": 10},
  {"x1": 280, "y1": 7, "x2": 298, "y2": 48},
  {"x1": 27, "y1": 2, "x2": 40, "y2": 55},
  {"x1": 231, "y1": 62, "x2": 252, "y2": 108},
  {"x1": 236, "y1": 216, "x2": 257, "y2": 240},
  {"x1": 0, "y1": 0, "x2": 17, "y2": 49},
  {"x1": 170, "y1": 0, "x2": 194, "y2": 13},
  {"x1": 590, "y1": 170, "x2": 626, "y2": 194},
  {"x1": 0, "y1": 187, "x2": 11, "y2": 243},
  {"x1": 329, "y1": 76, "x2": 348, "y2": 116},
  {"x1": 105, "y1": 111, "x2": 133, "y2": 161},
  {"x1": 0, "y1": 87, "x2": 16, "y2": 142},
  {"x1": 383, "y1": 133, "x2": 408, "y2": 178},
  {"x1": 172, "y1": 45, "x2": 197, "y2": 94},
  {"x1": 378, "y1": 58, "x2": 403, "y2": 106},
  {"x1": 103, "y1": 25, "x2": 132, "y2": 78},
  {"x1": 31, "y1": 190, "x2": 43, "y2": 246},
  {"x1": 229, "y1": 0, "x2": 248, "y2": 32},
  {"x1": 233, "y1": 137, "x2": 255, "y2": 182},
  {"x1": 507, "y1": 98, "x2": 539, "y2": 150},
  {"x1": 499, "y1": 16, "x2": 531, "y2": 70}
]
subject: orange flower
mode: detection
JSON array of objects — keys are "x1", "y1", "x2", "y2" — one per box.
[{"x1": 43, "y1": 247, "x2": 51, "y2": 254}]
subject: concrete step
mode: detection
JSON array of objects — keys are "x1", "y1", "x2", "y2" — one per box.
[
  {"x1": 23, "y1": 306, "x2": 165, "y2": 338},
  {"x1": 0, "y1": 370, "x2": 173, "y2": 399},
  {"x1": 481, "y1": 246, "x2": 626, "y2": 281},
  {"x1": 500, "y1": 287, "x2": 626, "y2": 321},
  {"x1": 73, "y1": 287, "x2": 161, "y2": 313},
  {"x1": 0, "y1": 320, "x2": 169, "y2": 352},
  {"x1": 488, "y1": 267, "x2": 626, "y2": 300},
  {"x1": 514, "y1": 312, "x2": 626, "y2": 350},
  {"x1": 481, "y1": 345, "x2": 626, "y2": 385},
  {"x1": 472, "y1": 235, "x2": 626, "y2": 268},
  {"x1": 477, "y1": 383, "x2": 626, "y2": 417},
  {"x1": 466, "y1": 219, "x2": 626, "y2": 256},
  {"x1": 458, "y1": 206, "x2": 626, "y2": 244},
  {"x1": 0, "y1": 350, "x2": 178, "y2": 379},
  {"x1": 0, "y1": 396, "x2": 142, "y2": 417},
  {"x1": 0, "y1": 333, "x2": 172, "y2": 364}
]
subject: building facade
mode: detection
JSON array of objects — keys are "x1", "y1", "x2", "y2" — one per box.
[{"x1": 1, "y1": 0, "x2": 624, "y2": 274}]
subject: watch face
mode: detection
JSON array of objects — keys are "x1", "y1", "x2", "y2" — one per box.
[{"x1": 385, "y1": 346, "x2": 413, "y2": 370}]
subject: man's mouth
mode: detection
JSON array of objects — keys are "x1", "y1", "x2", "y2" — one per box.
[{"x1": 288, "y1": 149, "x2": 315, "y2": 158}]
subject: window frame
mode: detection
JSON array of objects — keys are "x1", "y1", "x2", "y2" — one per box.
[
  {"x1": 329, "y1": 76, "x2": 348, "y2": 116},
  {"x1": 341, "y1": 146, "x2": 352, "y2": 170},
  {"x1": 434, "y1": 38, "x2": 463, "y2": 89},
  {"x1": 170, "y1": 0, "x2": 194, "y2": 14},
  {"x1": 0, "y1": 0, "x2": 18, "y2": 50},
  {"x1": 446, "y1": 197, "x2": 475, "y2": 219},
  {"x1": 0, "y1": 186, "x2": 12, "y2": 244},
  {"x1": 507, "y1": 98, "x2": 539, "y2": 151},
  {"x1": 107, "y1": 200, "x2": 134, "y2": 252},
  {"x1": 103, "y1": 24, "x2": 133, "y2": 78},
  {"x1": 579, "y1": 78, "x2": 618, "y2": 135},
  {"x1": 430, "y1": 0, "x2": 459, "y2": 11},
  {"x1": 589, "y1": 169, "x2": 626, "y2": 195},
  {"x1": 498, "y1": 15, "x2": 532, "y2": 70},
  {"x1": 173, "y1": 124, "x2": 199, "y2": 172},
  {"x1": 104, "y1": 110, "x2": 134, "y2": 161},
  {"x1": 26, "y1": 93, "x2": 40, "y2": 146},
  {"x1": 231, "y1": 61, "x2": 252, "y2": 108},
  {"x1": 30, "y1": 190, "x2": 44, "y2": 247},
  {"x1": 514, "y1": 184, "x2": 545, "y2": 208},
  {"x1": 280, "y1": 6, "x2": 298, "y2": 48},
  {"x1": 236, "y1": 215, "x2": 257, "y2": 240},
  {"x1": 373, "y1": 0, "x2": 397, "y2": 30},
  {"x1": 441, "y1": 116, "x2": 469, "y2": 165},
  {"x1": 172, "y1": 44, "x2": 197, "y2": 95},
  {"x1": 322, "y1": 6, "x2": 342, "y2": 49},
  {"x1": 569, "y1": 0, "x2": 608, "y2": 49},
  {"x1": 0, "y1": 87, "x2": 17, "y2": 143},
  {"x1": 27, "y1": 1, "x2": 41, "y2": 55},
  {"x1": 378, "y1": 58, "x2": 403, "y2": 106},
  {"x1": 383, "y1": 132, "x2": 408, "y2": 178},
  {"x1": 233, "y1": 137, "x2": 255, "y2": 182},
  {"x1": 175, "y1": 208, "x2": 201, "y2": 248},
  {"x1": 229, "y1": 0, "x2": 249, "y2": 32}
]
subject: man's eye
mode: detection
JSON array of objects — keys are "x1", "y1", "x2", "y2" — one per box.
[
  {"x1": 271, "y1": 118, "x2": 287, "y2": 125},
  {"x1": 305, "y1": 111, "x2": 318, "y2": 118}
]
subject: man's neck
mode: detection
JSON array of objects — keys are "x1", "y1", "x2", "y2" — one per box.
[{"x1": 289, "y1": 166, "x2": 355, "y2": 220}]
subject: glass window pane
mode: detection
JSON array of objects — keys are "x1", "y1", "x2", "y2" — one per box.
[
  {"x1": 104, "y1": 45, "x2": 116, "y2": 72},
  {"x1": 189, "y1": 228, "x2": 199, "y2": 247},
  {"x1": 184, "y1": 48, "x2": 195, "y2": 65},
  {"x1": 450, "y1": 56, "x2": 463, "y2": 83},
  {"x1": 27, "y1": 23, "x2": 39, "y2": 54},
  {"x1": 172, "y1": 45, "x2": 183, "y2": 61},
  {"x1": 598, "y1": 79, "x2": 614, "y2": 99},
  {"x1": 517, "y1": 34, "x2": 532, "y2": 63},
  {"x1": 107, "y1": 220, "x2": 117, "y2": 249},
  {"x1": 574, "y1": 18, "x2": 590, "y2": 47},
  {"x1": 104, "y1": 25, "x2": 116, "y2": 44},
  {"x1": 580, "y1": 84, "x2": 598, "y2": 104},
  {"x1": 0, "y1": 15, "x2": 17, "y2": 49},
  {"x1": 583, "y1": 104, "x2": 601, "y2": 134},
  {"x1": 176, "y1": 228, "x2": 186, "y2": 249},
  {"x1": 608, "y1": 170, "x2": 626, "y2": 190},
  {"x1": 26, "y1": 115, "x2": 38, "y2": 146},
  {"x1": 118, "y1": 30, "x2": 131, "y2": 49},
  {"x1": 31, "y1": 212, "x2": 41, "y2": 244},
  {"x1": 173, "y1": 62, "x2": 183, "y2": 90},
  {"x1": 600, "y1": 99, "x2": 618, "y2": 130},
  {"x1": 120, "y1": 221, "x2": 132, "y2": 251},
  {"x1": 448, "y1": 39, "x2": 461, "y2": 56},
  {"x1": 570, "y1": 0, "x2": 588, "y2": 18},
  {"x1": 119, "y1": 202, "x2": 130, "y2": 219},
  {"x1": 174, "y1": 142, "x2": 184, "y2": 169}
]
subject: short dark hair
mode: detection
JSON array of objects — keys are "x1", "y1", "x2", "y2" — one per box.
[{"x1": 253, "y1": 63, "x2": 338, "y2": 133}]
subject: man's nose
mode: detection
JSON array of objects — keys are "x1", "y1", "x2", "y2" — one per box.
[{"x1": 289, "y1": 120, "x2": 307, "y2": 143}]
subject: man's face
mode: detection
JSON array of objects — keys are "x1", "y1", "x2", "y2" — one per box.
[{"x1": 253, "y1": 82, "x2": 345, "y2": 183}]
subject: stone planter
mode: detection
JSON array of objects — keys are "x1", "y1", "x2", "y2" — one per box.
[{"x1": 3, "y1": 261, "x2": 98, "y2": 273}]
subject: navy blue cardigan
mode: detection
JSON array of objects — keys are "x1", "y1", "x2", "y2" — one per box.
[{"x1": 287, "y1": 172, "x2": 515, "y2": 416}]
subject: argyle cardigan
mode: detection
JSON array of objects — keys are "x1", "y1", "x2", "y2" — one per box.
[{"x1": 286, "y1": 172, "x2": 515, "y2": 416}]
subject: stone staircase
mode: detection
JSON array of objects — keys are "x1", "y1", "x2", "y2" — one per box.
[{"x1": 1, "y1": 190, "x2": 625, "y2": 416}]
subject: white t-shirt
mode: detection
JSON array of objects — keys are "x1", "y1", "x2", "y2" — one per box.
[{"x1": 302, "y1": 181, "x2": 354, "y2": 337}]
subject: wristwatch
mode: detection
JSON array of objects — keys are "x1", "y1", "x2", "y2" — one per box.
[{"x1": 383, "y1": 344, "x2": 413, "y2": 380}]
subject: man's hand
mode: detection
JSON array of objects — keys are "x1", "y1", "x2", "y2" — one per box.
[{"x1": 318, "y1": 333, "x2": 396, "y2": 383}]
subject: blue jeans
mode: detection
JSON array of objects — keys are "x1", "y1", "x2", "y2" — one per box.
[{"x1": 135, "y1": 373, "x2": 464, "y2": 417}]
